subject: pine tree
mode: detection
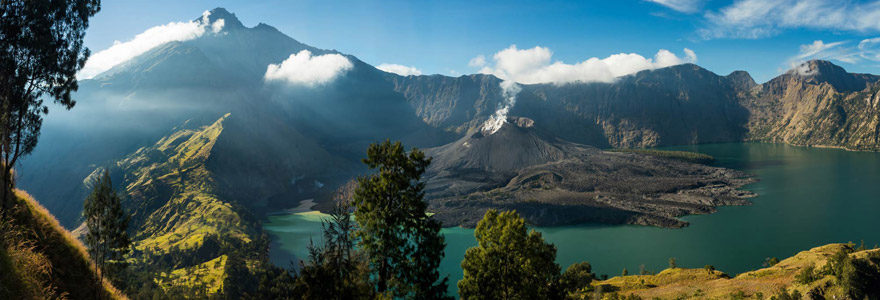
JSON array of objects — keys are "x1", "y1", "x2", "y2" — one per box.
[
  {"x1": 353, "y1": 140, "x2": 450, "y2": 299},
  {"x1": 458, "y1": 209, "x2": 561, "y2": 299},
  {"x1": 83, "y1": 170, "x2": 130, "y2": 292}
]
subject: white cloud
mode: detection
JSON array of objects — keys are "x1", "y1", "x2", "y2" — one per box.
[
  {"x1": 376, "y1": 63, "x2": 423, "y2": 76},
  {"x1": 79, "y1": 10, "x2": 225, "y2": 79},
  {"x1": 702, "y1": 0, "x2": 880, "y2": 39},
  {"x1": 264, "y1": 50, "x2": 353, "y2": 86},
  {"x1": 789, "y1": 38, "x2": 880, "y2": 67},
  {"x1": 858, "y1": 37, "x2": 880, "y2": 61},
  {"x1": 468, "y1": 55, "x2": 487, "y2": 67},
  {"x1": 647, "y1": 0, "x2": 703, "y2": 13},
  {"x1": 476, "y1": 45, "x2": 697, "y2": 85}
]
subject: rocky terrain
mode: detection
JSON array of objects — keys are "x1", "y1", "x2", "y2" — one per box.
[
  {"x1": 743, "y1": 60, "x2": 880, "y2": 150},
  {"x1": 423, "y1": 116, "x2": 755, "y2": 228}
]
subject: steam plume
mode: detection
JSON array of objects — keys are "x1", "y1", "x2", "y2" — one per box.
[{"x1": 481, "y1": 80, "x2": 521, "y2": 135}]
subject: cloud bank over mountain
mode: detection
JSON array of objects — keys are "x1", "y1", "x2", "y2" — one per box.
[
  {"x1": 264, "y1": 50, "x2": 353, "y2": 86},
  {"x1": 472, "y1": 45, "x2": 697, "y2": 85},
  {"x1": 78, "y1": 11, "x2": 225, "y2": 79},
  {"x1": 377, "y1": 63, "x2": 423, "y2": 76}
]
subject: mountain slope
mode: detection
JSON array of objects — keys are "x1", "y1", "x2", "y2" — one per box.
[
  {"x1": 744, "y1": 60, "x2": 880, "y2": 150},
  {"x1": 1, "y1": 190, "x2": 124, "y2": 299},
  {"x1": 86, "y1": 114, "x2": 264, "y2": 296},
  {"x1": 19, "y1": 7, "x2": 441, "y2": 227}
]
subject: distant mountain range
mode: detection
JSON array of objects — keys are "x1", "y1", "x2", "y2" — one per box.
[
  {"x1": 20, "y1": 7, "x2": 880, "y2": 228},
  {"x1": 15, "y1": 8, "x2": 880, "y2": 294}
]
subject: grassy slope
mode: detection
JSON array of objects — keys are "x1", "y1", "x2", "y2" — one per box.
[
  {"x1": 0, "y1": 190, "x2": 125, "y2": 299},
  {"x1": 103, "y1": 113, "x2": 260, "y2": 295},
  {"x1": 591, "y1": 243, "x2": 876, "y2": 299}
]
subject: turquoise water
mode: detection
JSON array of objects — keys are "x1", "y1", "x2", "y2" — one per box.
[{"x1": 264, "y1": 143, "x2": 880, "y2": 293}]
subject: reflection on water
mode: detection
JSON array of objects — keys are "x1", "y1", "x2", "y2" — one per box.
[{"x1": 265, "y1": 143, "x2": 880, "y2": 295}]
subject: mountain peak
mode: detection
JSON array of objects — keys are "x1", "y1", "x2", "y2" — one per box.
[
  {"x1": 789, "y1": 60, "x2": 846, "y2": 78},
  {"x1": 786, "y1": 60, "x2": 880, "y2": 92},
  {"x1": 200, "y1": 7, "x2": 244, "y2": 30}
]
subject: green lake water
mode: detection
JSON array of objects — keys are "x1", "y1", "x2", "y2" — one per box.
[{"x1": 264, "y1": 143, "x2": 880, "y2": 294}]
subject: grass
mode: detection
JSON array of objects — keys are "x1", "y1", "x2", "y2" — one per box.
[
  {"x1": 1, "y1": 189, "x2": 126, "y2": 299},
  {"x1": 155, "y1": 255, "x2": 228, "y2": 296},
  {"x1": 110, "y1": 114, "x2": 262, "y2": 297},
  {"x1": 591, "y1": 243, "x2": 878, "y2": 299},
  {"x1": 608, "y1": 148, "x2": 715, "y2": 164}
]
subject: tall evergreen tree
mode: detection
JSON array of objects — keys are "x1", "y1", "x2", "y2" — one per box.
[
  {"x1": 458, "y1": 209, "x2": 561, "y2": 300},
  {"x1": 83, "y1": 170, "x2": 130, "y2": 292},
  {"x1": 0, "y1": 0, "x2": 101, "y2": 216},
  {"x1": 353, "y1": 140, "x2": 450, "y2": 299}
]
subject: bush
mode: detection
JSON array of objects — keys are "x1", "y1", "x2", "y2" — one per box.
[
  {"x1": 794, "y1": 265, "x2": 818, "y2": 284},
  {"x1": 559, "y1": 262, "x2": 594, "y2": 295}
]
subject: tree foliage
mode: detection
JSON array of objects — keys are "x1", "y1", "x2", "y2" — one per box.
[
  {"x1": 559, "y1": 262, "x2": 595, "y2": 296},
  {"x1": 295, "y1": 201, "x2": 373, "y2": 299},
  {"x1": 0, "y1": 0, "x2": 101, "y2": 215},
  {"x1": 458, "y1": 209, "x2": 561, "y2": 300},
  {"x1": 353, "y1": 140, "x2": 449, "y2": 299},
  {"x1": 82, "y1": 170, "x2": 130, "y2": 293}
]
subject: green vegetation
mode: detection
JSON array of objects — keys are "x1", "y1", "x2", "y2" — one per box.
[
  {"x1": 608, "y1": 148, "x2": 715, "y2": 164},
  {"x1": 0, "y1": 0, "x2": 101, "y2": 217},
  {"x1": 559, "y1": 262, "x2": 596, "y2": 297},
  {"x1": 353, "y1": 140, "x2": 449, "y2": 299},
  {"x1": 459, "y1": 209, "x2": 561, "y2": 299},
  {"x1": 294, "y1": 201, "x2": 372, "y2": 299},
  {"x1": 83, "y1": 170, "x2": 131, "y2": 290},
  {"x1": 0, "y1": 190, "x2": 123, "y2": 299},
  {"x1": 95, "y1": 114, "x2": 272, "y2": 298}
]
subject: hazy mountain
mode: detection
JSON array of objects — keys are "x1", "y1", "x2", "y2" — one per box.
[{"x1": 18, "y1": 8, "x2": 443, "y2": 227}]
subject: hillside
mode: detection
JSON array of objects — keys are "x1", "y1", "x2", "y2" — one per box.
[
  {"x1": 87, "y1": 113, "x2": 271, "y2": 297},
  {"x1": 590, "y1": 243, "x2": 880, "y2": 299},
  {"x1": 744, "y1": 60, "x2": 880, "y2": 151},
  {"x1": 0, "y1": 190, "x2": 124, "y2": 299}
]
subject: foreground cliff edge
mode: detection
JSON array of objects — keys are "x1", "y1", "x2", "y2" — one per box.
[{"x1": 0, "y1": 190, "x2": 124, "y2": 299}]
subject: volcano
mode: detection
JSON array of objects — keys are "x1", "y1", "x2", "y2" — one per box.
[
  {"x1": 427, "y1": 116, "x2": 566, "y2": 173},
  {"x1": 423, "y1": 117, "x2": 755, "y2": 228}
]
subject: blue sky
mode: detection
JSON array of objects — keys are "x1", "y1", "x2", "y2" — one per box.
[{"x1": 83, "y1": 0, "x2": 880, "y2": 83}]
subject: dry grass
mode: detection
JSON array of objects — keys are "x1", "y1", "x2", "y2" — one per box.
[
  {"x1": 591, "y1": 243, "x2": 878, "y2": 299},
  {"x1": 2, "y1": 189, "x2": 128, "y2": 299}
]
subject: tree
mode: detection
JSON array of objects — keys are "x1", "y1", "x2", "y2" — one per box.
[
  {"x1": 0, "y1": 0, "x2": 101, "y2": 216},
  {"x1": 668, "y1": 257, "x2": 677, "y2": 269},
  {"x1": 704, "y1": 265, "x2": 715, "y2": 275},
  {"x1": 458, "y1": 209, "x2": 561, "y2": 300},
  {"x1": 559, "y1": 262, "x2": 594, "y2": 296},
  {"x1": 622, "y1": 268, "x2": 628, "y2": 276},
  {"x1": 353, "y1": 140, "x2": 449, "y2": 299},
  {"x1": 83, "y1": 170, "x2": 130, "y2": 293},
  {"x1": 295, "y1": 201, "x2": 372, "y2": 299}
]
